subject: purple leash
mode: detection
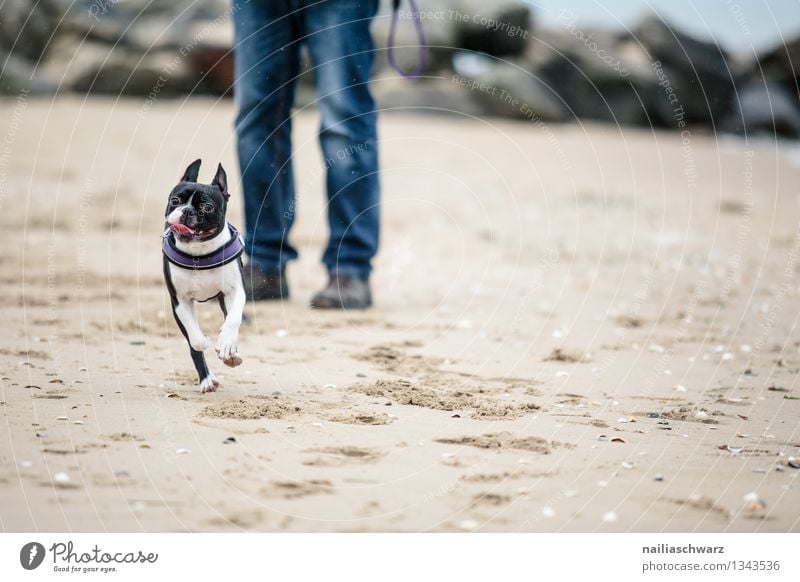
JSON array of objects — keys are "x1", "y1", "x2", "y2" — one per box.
[{"x1": 387, "y1": 0, "x2": 428, "y2": 78}]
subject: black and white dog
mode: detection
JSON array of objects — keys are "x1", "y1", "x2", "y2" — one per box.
[{"x1": 162, "y1": 159, "x2": 246, "y2": 393}]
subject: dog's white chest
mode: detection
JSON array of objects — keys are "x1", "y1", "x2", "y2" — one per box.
[{"x1": 168, "y1": 261, "x2": 242, "y2": 302}]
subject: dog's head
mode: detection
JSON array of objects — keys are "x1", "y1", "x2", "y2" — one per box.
[{"x1": 165, "y1": 159, "x2": 229, "y2": 242}]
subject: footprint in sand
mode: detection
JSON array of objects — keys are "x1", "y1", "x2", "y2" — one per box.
[
  {"x1": 303, "y1": 446, "x2": 385, "y2": 467},
  {"x1": 259, "y1": 479, "x2": 333, "y2": 499},
  {"x1": 351, "y1": 380, "x2": 540, "y2": 419},
  {"x1": 200, "y1": 396, "x2": 302, "y2": 420},
  {"x1": 326, "y1": 411, "x2": 394, "y2": 425},
  {"x1": 435, "y1": 432, "x2": 572, "y2": 454}
]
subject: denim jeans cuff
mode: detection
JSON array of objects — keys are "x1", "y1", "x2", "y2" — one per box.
[{"x1": 329, "y1": 264, "x2": 370, "y2": 281}]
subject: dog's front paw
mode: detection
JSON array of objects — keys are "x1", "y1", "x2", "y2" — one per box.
[
  {"x1": 199, "y1": 372, "x2": 219, "y2": 393},
  {"x1": 216, "y1": 330, "x2": 241, "y2": 367},
  {"x1": 223, "y1": 353, "x2": 243, "y2": 368},
  {"x1": 190, "y1": 335, "x2": 212, "y2": 352}
]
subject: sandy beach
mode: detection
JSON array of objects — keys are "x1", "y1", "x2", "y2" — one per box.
[{"x1": 1, "y1": 97, "x2": 799, "y2": 532}]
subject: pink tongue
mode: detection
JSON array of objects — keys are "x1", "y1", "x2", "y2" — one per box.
[{"x1": 170, "y1": 223, "x2": 194, "y2": 236}]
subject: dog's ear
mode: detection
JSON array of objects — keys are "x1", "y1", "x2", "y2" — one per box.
[
  {"x1": 181, "y1": 159, "x2": 202, "y2": 183},
  {"x1": 212, "y1": 163, "x2": 228, "y2": 198}
]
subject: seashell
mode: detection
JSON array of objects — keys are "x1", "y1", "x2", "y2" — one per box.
[
  {"x1": 610, "y1": 437, "x2": 627, "y2": 443},
  {"x1": 56, "y1": 416, "x2": 68, "y2": 421},
  {"x1": 787, "y1": 457, "x2": 800, "y2": 469},
  {"x1": 542, "y1": 507, "x2": 556, "y2": 518},
  {"x1": 743, "y1": 492, "x2": 767, "y2": 512},
  {"x1": 175, "y1": 448, "x2": 191, "y2": 455},
  {"x1": 673, "y1": 384, "x2": 687, "y2": 392},
  {"x1": 621, "y1": 461, "x2": 635, "y2": 469},
  {"x1": 601, "y1": 511, "x2": 618, "y2": 523},
  {"x1": 53, "y1": 472, "x2": 70, "y2": 483}
]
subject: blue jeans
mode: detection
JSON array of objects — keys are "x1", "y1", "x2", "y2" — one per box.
[{"x1": 233, "y1": 0, "x2": 380, "y2": 280}]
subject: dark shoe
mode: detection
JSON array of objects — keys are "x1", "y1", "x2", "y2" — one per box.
[
  {"x1": 310, "y1": 275, "x2": 372, "y2": 310},
  {"x1": 243, "y1": 264, "x2": 288, "y2": 301}
]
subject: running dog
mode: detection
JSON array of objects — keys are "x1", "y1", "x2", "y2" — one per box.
[{"x1": 162, "y1": 159, "x2": 245, "y2": 393}]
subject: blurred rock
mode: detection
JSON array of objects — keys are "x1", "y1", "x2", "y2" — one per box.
[
  {"x1": 36, "y1": 34, "x2": 200, "y2": 96},
  {"x1": 632, "y1": 15, "x2": 737, "y2": 124},
  {"x1": 722, "y1": 80, "x2": 800, "y2": 137},
  {"x1": 453, "y1": 1, "x2": 531, "y2": 57},
  {"x1": 0, "y1": 0, "x2": 63, "y2": 61},
  {"x1": 530, "y1": 27, "x2": 657, "y2": 125},
  {"x1": 0, "y1": 51, "x2": 57, "y2": 94},
  {"x1": 757, "y1": 35, "x2": 800, "y2": 99},
  {"x1": 453, "y1": 52, "x2": 567, "y2": 121}
]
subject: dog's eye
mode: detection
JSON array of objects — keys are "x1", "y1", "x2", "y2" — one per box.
[
  {"x1": 169, "y1": 197, "x2": 180, "y2": 206},
  {"x1": 200, "y1": 203, "x2": 214, "y2": 214}
]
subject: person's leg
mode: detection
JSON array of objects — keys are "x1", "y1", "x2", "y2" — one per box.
[
  {"x1": 302, "y1": 0, "x2": 380, "y2": 281},
  {"x1": 233, "y1": 0, "x2": 301, "y2": 276}
]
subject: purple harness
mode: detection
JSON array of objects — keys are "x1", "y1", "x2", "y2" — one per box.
[{"x1": 162, "y1": 223, "x2": 244, "y2": 270}]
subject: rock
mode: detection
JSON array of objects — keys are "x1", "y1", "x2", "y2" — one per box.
[
  {"x1": 630, "y1": 15, "x2": 737, "y2": 125},
  {"x1": 37, "y1": 34, "x2": 201, "y2": 95},
  {"x1": 453, "y1": 1, "x2": 531, "y2": 57},
  {"x1": 452, "y1": 52, "x2": 567, "y2": 120},
  {"x1": 757, "y1": 34, "x2": 800, "y2": 95},
  {"x1": 0, "y1": 51, "x2": 57, "y2": 94},
  {"x1": 529, "y1": 26, "x2": 661, "y2": 125},
  {"x1": 0, "y1": 0, "x2": 63, "y2": 61},
  {"x1": 723, "y1": 80, "x2": 800, "y2": 137}
]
